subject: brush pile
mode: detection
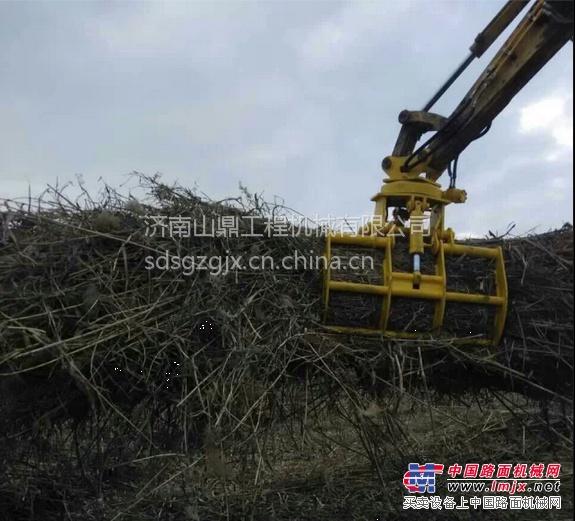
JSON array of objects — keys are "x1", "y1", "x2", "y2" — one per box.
[{"x1": 0, "y1": 174, "x2": 572, "y2": 520}]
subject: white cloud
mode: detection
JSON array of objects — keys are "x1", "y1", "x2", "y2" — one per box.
[
  {"x1": 553, "y1": 124, "x2": 574, "y2": 148},
  {"x1": 295, "y1": 0, "x2": 411, "y2": 70},
  {"x1": 519, "y1": 95, "x2": 573, "y2": 149},
  {"x1": 455, "y1": 231, "x2": 484, "y2": 240},
  {"x1": 544, "y1": 176, "x2": 570, "y2": 202},
  {"x1": 1, "y1": 180, "x2": 52, "y2": 203},
  {"x1": 519, "y1": 98, "x2": 563, "y2": 131},
  {"x1": 89, "y1": 0, "x2": 246, "y2": 62},
  {"x1": 222, "y1": 102, "x2": 336, "y2": 192}
]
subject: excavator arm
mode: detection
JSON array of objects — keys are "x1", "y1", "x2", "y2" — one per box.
[
  {"x1": 391, "y1": 0, "x2": 574, "y2": 180},
  {"x1": 323, "y1": 0, "x2": 573, "y2": 347}
]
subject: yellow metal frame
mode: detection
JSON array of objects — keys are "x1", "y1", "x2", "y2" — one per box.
[
  {"x1": 320, "y1": 0, "x2": 575, "y2": 347},
  {"x1": 323, "y1": 158, "x2": 508, "y2": 347}
]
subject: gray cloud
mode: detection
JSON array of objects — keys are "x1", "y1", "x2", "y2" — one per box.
[{"x1": 1, "y1": 0, "x2": 572, "y2": 236}]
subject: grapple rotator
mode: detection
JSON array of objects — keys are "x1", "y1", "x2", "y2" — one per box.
[{"x1": 323, "y1": 147, "x2": 507, "y2": 346}]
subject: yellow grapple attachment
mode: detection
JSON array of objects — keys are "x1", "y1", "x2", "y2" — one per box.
[{"x1": 323, "y1": 156, "x2": 508, "y2": 347}]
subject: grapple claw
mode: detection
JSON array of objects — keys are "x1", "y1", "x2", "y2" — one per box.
[{"x1": 323, "y1": 171, "x2": 508, "y2": 346}]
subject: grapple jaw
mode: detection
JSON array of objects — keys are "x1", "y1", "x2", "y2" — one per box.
[{"x1": 323, "y1": 170, "x2": 508, "y2": 347}]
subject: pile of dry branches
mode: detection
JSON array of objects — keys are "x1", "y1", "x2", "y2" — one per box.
[{"x1": 0, "y1": 174, "x2": 572, "y2": 520}]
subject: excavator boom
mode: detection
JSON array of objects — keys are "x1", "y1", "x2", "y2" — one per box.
[{"x1": 395, "y1": 0, "x2": 574, "y2": 178}]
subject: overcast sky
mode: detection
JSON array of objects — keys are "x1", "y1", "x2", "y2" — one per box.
[{"x1": 1, "y1": 0, "x2": 573, "y2": 236}]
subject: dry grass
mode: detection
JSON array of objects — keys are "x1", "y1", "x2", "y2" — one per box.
[{"x1": 0, "y1": 173, "x2": 572, "y2": 520}]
